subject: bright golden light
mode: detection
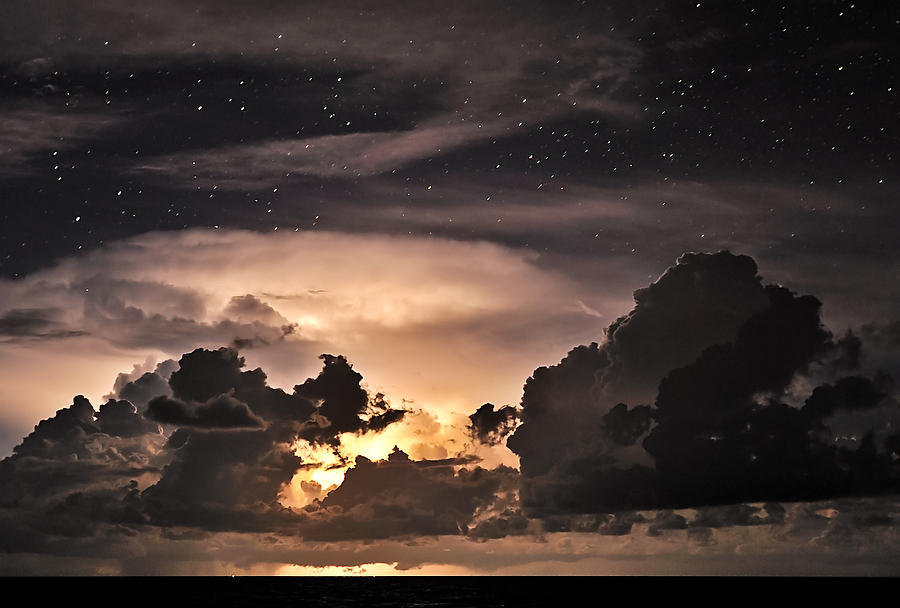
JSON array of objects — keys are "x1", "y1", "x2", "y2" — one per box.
[
  {"x1": 273, "y1": 562, "x2": 475, "y2": 576},
  {"x1": 279, "y1": 407, "x2": 475, "y2": 508},
  {"x1": 279, "y1": 440, "x2": 348, "y2": 508}
]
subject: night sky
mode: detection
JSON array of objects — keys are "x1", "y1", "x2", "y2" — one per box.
[{"x1": 1, "y1": 1, "x2": 899, "y2": 575}]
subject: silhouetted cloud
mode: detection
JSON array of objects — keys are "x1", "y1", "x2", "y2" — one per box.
[
  {"x1": 146, "y1": 394, "x2": 266, "y2": 429},
  {"x1": 0, "y1": 396, "x2": 166, "y2": 509},
  {"x1": 142, "y1": 426, "x2": 301, "y2": 531},
  {"x1": 95, "y1": 399, "x2": 162, "y2": 438},
  {"x1": 508, "y1": 251, "x2": 900, "y2": 516},
  {"x1": 643, "y1": 283, "x2": 894, "y2": 508},
  {"x1": 111, "y1": 360, "x2": 177, "y2": 409},
  {"x1": 0, "y1": 346, "x2": 410, "y2": 538},
  {"x1": 301, "y1": 447, "x2": 517, "y2": 541},
  {"x1": 468, "y1": 403, "x2": 519, "y2": 446},
  {"x1": 293, "y1": 354, "x2": 371, "y2": 442}
]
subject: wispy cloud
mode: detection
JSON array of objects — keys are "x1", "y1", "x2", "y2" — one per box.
[
  {"x1": 0, "y1": 106, "x2": 124, "y2": 175},
  {"x1": 104, "y1": 1, "x2": 641, "y2": 187},
  {"x1": 134, "y1": 124, "x2": 502, "y2": 186}
]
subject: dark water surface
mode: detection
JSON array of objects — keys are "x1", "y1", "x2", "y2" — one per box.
[{"x1": 7, "y1": 576, "x2": 887, "y2": 606}]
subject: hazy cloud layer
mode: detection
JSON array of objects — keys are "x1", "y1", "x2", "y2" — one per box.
[{"x1": 0, "y1": 229, "x2": 615, "y2": 458}]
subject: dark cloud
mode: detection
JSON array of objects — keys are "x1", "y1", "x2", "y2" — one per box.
[
  {"x1": 803, "y1": 376, "x2": 889, "y2": 421},
  {"x1": 0, "y1": 308, "x2": 56, "y2": 336},
  {"x1": 508, "y1": 251, "x2": 900, "y2": 516},
  {"x1": 168, "y1": 347, "x2": 315, "y2": 425},
  {"x1": 146, "y1": 394, "x2": 266, "y2": 429},
  {"x1": 95, "y1": 399, "x2": 161, "y2": 438},
  {"x1": 600, "y1": 252, "x2": 772, "y2": 405},
  {"x1": 7, "y1": 395, "x2": 158, "y2": 461},
  {"x1": 468, "y1": 403, "x2": 519, "y2": 446},
  {"x1": 0, "y1": 308, "x2": 85, "y2": 340},
  {"x1": 134, "y1": 348, "x2": 411, "y2": 530},
  {"x1": 0, "y1": 346, "x2": 413, "y2": 541},
  {"x1": 1, "y1": 254, "x2": 898, "y2": 569},
  {"x1": 364, "y1": 408, "x2": 408, "y2": 434},
  {"x1": 643, "y1": 282, "x2": 894, "y2": 508},
  {"x1": 507, "y1": 342, "x2": 611, "y2": 480},
  {"x1": 223, "y1": 294, "x2": 290, "y2": 326},
  {"x1": 647, "y1": 510, "x2": 688, "y2": 537},
  {"x1": 301, "y1": 447, "x2": 516, "y2": 541},
  {"x1": 0, "y1": 396, "x2": 165, "y2": 508},
  {"x1": 598, "y1": 512, "x2": 646, "y2": 536},
  {"x1": 166, "y1": 348, "x2": 404, "y2": 442},
  {"x1": 832, "y1": 330, "x2": 863, "y2": 371},
  {"x1": 467, "y1": 509, "x2": 530, "y2": 539},
  {"x1": 113, "y1": 362, "x2": 177, "y2": 409},
  {"x1": 141, "y1": 427, "x2": 301, "y2": 531},
  {"x1": 293, "y1": 354, "x2": 374, "y2": 443},
  {"x1": 10, "y1": 395, "x2": 99, "y2": 459},
  {"x1": 602, "y1": 403, "x2": 653, "y2": 447},
  {"x1": 170, "y1": 348, "x2": 247, "y2": 403},
  {"x1": 507, "y1": 253, "x2": 772, "y2": 493},
  {"x1": 688, "y1": 503, "x2": 783, "y2": 529}
]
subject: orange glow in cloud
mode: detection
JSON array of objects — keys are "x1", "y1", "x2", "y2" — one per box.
[
  {"x1": 279, "y1": 404, "x2": 519, "y2": 508},
  {"x1": 0, "y1": 229, "x2": 627, "y2": 457}
]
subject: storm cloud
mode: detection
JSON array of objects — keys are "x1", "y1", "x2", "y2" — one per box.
[
  {"x1": 145, "y1": 394, "x2": 266, "y2": 430},
  {"x1": 1, "y1": 251, "x2": 898, "y2": 573},
  {"x1": 468, "y1": 403, "x2": 520, "y2": 446},
  {"x1": 508, "y1": 251, "x2": 900, "y2": 516},
  {"x1": 0, "y1": 346, "x2": 414, "y2": 536},
  {"x1": 301, "y1": 447, "x2": 517, "y2": 541}
]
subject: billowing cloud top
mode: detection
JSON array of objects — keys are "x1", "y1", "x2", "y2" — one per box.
[{"x1": 508, "y1": 251, "x2": 900, "y2": 516}]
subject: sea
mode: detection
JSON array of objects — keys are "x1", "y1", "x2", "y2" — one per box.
[{"x1": 4, "y1": 575, "x2": 888, "y2": 606}]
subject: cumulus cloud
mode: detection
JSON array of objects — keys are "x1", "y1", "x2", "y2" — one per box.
[
  {"x1": 0, "y1": 338, "x2": 520, "y2": 551},
  {"x1": 0, "y1": 346, "x2": 413, "y2": 535},
  {"x1": 0, "y1": 396, "x2": 165, "y2": 510},
  {"x1": 107, "y1": 359, "x2": 178, "y2": 408},
  {"x1": 507, "y1": 251, "x2": 900, "y2": 516},
  {"x1": 142, "y1": 426, "x2": 302, "y2": 531}
]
